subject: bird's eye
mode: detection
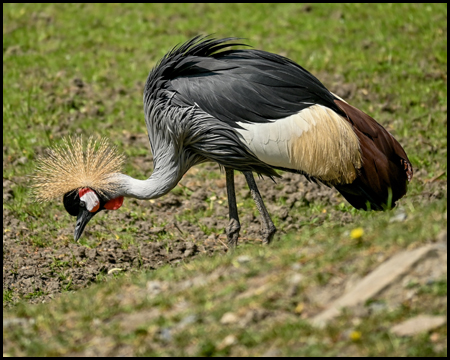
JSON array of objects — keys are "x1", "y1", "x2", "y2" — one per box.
[{"x1": 80, "y1": 201, "x2": 86, "y2": 208}]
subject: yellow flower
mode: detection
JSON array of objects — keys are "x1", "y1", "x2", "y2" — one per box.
[
  {"x1": 294, "y1": 302, "x2": 304, "y2": 314},
  {"x1": 350, "y1": 227, "x2": 364, "y2": 239},
  {"x1": 349, "y1": 330, "x2": 362, "y2": 341}
]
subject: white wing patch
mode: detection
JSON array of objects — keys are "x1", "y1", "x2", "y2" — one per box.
[
  {"x1": 235, "y1": 104, "x2": 362, "y2": 184},
  {"x1": 236, "y1": 111, "x2": 310, "y2": 169}
]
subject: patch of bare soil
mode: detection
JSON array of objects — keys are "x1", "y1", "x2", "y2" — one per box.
[{"x1": 3, "y1": 158, "x2": 347, "y2": 306}]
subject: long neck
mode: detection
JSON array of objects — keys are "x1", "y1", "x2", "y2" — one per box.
[
  {"x1": 108, "y1": 144, "x2": 186, "y2": 200},
  {"x1": 112, "y1": 166, "x2": 182, "y2": 200}
]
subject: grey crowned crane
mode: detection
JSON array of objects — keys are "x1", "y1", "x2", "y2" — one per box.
[{"x1": 33, "y1": 36, "x2": 413, "y2": 246}]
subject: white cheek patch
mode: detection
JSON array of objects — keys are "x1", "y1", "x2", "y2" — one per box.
[{"x1": 80, "y1": 190, "x2": 100, "y2": 212}]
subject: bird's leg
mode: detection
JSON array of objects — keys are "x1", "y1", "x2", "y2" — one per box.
[
  {"x1": 244, "y1": 171, "x2": 276, "y2": 244},
  {"x1": 225, "y1": 167, "x2": 241, "y2": 247}
]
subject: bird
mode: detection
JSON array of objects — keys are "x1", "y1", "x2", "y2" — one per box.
[{"x1": 32, "y1": 35, "x2": 413, "y2": 246}]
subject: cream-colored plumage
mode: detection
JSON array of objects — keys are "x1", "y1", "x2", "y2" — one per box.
[
  {"x1": 32, "y1": 136, "x2": 125, "y2": 202},
  {"x1": 235, "y1": 104, "x2": 362, "y2": 184}
]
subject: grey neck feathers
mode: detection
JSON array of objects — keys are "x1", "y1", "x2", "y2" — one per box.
[
  {"x1": 107, "y1": 140, "x2": 186, "y2": 200},
  {"x1": 110, "y1": 166, "x2": 182, "y2": 200}
]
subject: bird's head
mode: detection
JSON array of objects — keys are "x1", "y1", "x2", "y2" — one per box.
[
  {"x1": 63, "y1": 187, "x2": 124, "y2": 241},
  {"x1": 32, "y1": 136, "x2": 125, "y2": 241}
]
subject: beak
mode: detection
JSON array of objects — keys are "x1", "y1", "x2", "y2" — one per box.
[{"x1": 74, "y1": 208, "x2": 96, "y2": 241}]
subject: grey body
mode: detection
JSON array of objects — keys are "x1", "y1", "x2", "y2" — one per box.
[
  {"x1": 140, "y1": 36, "x2": 340, "y2": 182},
  {"x1": 108, "y1": 37, "x2": 360, "y2": 245},
  {"x1": 113, "y1": 36, "x2": 313, "y2": 244}
]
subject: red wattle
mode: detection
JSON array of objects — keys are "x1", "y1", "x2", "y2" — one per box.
[{"x1": 104, "y1": 196, "x2": 124, "y2": 210}]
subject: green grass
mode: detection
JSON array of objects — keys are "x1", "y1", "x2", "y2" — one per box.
[
  {"x1": 3, "y1": 3, "x2": 447, "y2": 356},
  {"x1": 3, "y1": 213, "x2": 447, "y2": 356}
]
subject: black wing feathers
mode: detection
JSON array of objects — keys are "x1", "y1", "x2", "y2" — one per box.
[{"x1": 144, "y1": 36, "x2": 343, "y2": 128}]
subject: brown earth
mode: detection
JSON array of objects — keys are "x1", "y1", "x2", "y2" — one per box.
[
  {"x1": 3, "y1": 160, "x2": 349, "y2": 306},
  {"x1": 3, "y1": 159, "x2": 446, "y2": 307}
]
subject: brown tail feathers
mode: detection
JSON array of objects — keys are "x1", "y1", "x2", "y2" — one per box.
[{"x1": 333, "y1": 99, "x2": 413, "y2": 210}]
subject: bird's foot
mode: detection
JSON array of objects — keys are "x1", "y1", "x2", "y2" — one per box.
[
  {"x1": 261, "y1": 224, "x2": 276, "y2": 245},
  {"x1": 226, "y1": 218, "x2": 241, "y2": 247}
]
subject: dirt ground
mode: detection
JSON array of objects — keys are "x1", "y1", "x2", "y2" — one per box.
[
  {"x1": 3, "y1": 162, "x2": 446, "y2": 307},
  {"x1": 3, "y1": 75, "x2": 447, "y2": 307},
  {"x1": 3, "y1": 160, "x2": 344, "y2": 305}
]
